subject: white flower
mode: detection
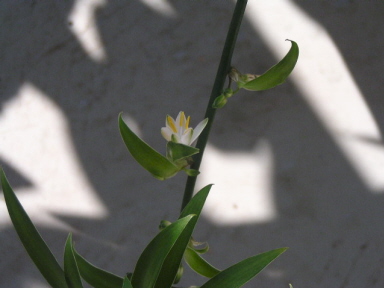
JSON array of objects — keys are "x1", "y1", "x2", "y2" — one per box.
[{"x1": 161, "y1": 111, "x2": 208, "y2": 146}]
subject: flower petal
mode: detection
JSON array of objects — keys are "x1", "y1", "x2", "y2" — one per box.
[
  {"x1": 166, "y1": 115, "x2": 178, "y2": 133},
  {"x1": 190, "y1": 118, "x2": 208, "y2": 144},
  {"x1": 179, "y1": 111, "x2": 187, "y2": 129},
  {"x1": 185, "y1": 116, "x2": 190, "y2": 129},
  {"x1": 161, "y1": 127, "x2": 172, "y2": 141},
  {"x1": 180, "y1": 128, "x2": 193, "y2": 145},
  {"x1": 175, "y1": 112, "x2": 183, "y2": 129}
]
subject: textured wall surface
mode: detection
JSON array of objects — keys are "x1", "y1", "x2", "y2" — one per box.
[{"x1": 1, "y1": 1, "x2": 384, "y2": 287}]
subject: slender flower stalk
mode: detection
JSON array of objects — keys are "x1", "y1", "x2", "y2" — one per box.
[{"x1": 181, "y1": 0, "x2": 248, "y2": 211}]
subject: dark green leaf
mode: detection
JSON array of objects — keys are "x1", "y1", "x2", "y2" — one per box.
[
  {"x1": 64, "y1": 234, "x2": 84, "y2": 288},
  {"x1": 184, "y1": 247, "x2": 220, "y2": 278},
  {"x1": 119, "y1": 114, "x2": 179, "y2": 180},
  {"x1": 0, "y1": 168, "x2": 68, "y2": 288},
  {"x1": 155, "y1": 220, "x2": 195, "y2": 288},
  {"x1": 180, "y1": 185, "x2": 216, "y2": 278},
  {"x1": 173, "y1": 263, "x2": 184, "y2": 284},
  {"x1": 200, "y1": 248, "x2": 287, "y2": 288},
  {"x1": 74, "y1": 249, "x2": 124, "y2": 288},
  {"x1": 131, "y1": 215, "x2": 195, "y2": 288},
  {"x1": 179, "y1": 184, "x2": 213, "y2": 220},
  {"x1": 242, "y1": 40, "x2": 299, "y2": 91}
]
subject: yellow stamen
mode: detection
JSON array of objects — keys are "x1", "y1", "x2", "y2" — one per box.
[
  {"x1": 179, "y1": 111, "x2": 185, "y2": 128},
  {"x1": 186, "y1": 116, "x2": 190, "y2": 129},
  {"x1": 167, "y1": 115, "x2": 178, "y2": 133}
]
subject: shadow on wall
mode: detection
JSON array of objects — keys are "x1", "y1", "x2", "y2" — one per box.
[{"x1": 1, "y1": 1, "x2": 384, "y2": 287}]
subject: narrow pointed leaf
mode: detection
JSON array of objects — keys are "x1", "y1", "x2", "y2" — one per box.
[
  {"x1": 74, "y1": 249, "x2": 124, "y2": 288},
  {"x1": 122, "y1": 276, "x2": 133, "y2": 288},
  {"x1": 167, "y1": 141, "x2": 199, "y2": 162},
  {"x1": 0, "y1": 168, "x2": 68, "y2": 288},
  {"x1": 155, "y1": 229, "x2": 190, "y2": 288},
  {"x1": 173, "y1": 263, "x2": 184, "y2": 284},
  {"x1": 184, "y1": 247, "x2": 220, "y2": 278},
  {"x1": 155, "y1": 183, "x2": 213, "y2": 287},
  {"x1": 119, "y1": 114, "x2": 179, "y2": 180},
  {"x1": 200, "y1": 248, "x2": 287, "y2": 288},
  {"x1": 242, "y1": 40, "x2": 299, "y2": 91},
  {"x1": 64, "y1": 234, "x2": 84, "y2": 288},
  {"x1": 180, "y1": 184, "x2": 213, "y2": 220},
  {"x1": 179, "y1": 185, "x2": 212, "y2": 253},
  {"x1": 131, "y1": 215, "x2": 195, "y2": 288}
]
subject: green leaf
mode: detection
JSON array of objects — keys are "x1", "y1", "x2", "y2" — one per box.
[
  {"x1": 172, "y1": 262, "x2": 184, "y2": 284},
  {"x1": 242, "y1": 40, "x2": 299, "y2": 91},
  {"x1": 155, "y1": 223, "x2": 194, "y2": 288},
  {"x1": 166, "y1": 141, "x2": 199, "y2": 162},
  {"x1": 119, "y1": 113, "x2": 179, "y2": 180},
  {"x1": 179, "y1": 184, "x2": 212, "y2": 220},
  {"x1": 73, "y1": 249, "x2": 124, "y2": 288},
  {"x1": 200, "y1": 248, "x2": 287, "y2": 288},
  {"x1": 190, "y1": 242, "x2": 209, "y2": 254},
  {"x1": 64, "y1": 234, "x2": 84, "y2": 288},
  {"x1": 131, "y1": 215, "x2": 195, "y2": 288},
  {"x1": 184, "y1": 247, "x2": 220, "y2": 278},
  {"x1": 179, "y1": 185, "x2": 218, "y2": 278},
  {"x1": 0, "y1": 168, "x2": 68, "y2": 288},
  {"x1": 122, "y1": 276, "x2": 133, "y2": 288}
]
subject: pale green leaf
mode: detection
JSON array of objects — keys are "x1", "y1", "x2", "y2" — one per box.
[
  {"x1": 119, "y1": 114, "x2": 179, "y2": 180},
  {"x1": 166, "y1": 141, "x2": 199, "y2": 162},
  {"x1": 242, "y1": 40, "x2": 299, "y2": 91},
  {"x1": 184, "y1": 247, "x2": 220, "y2": 278}
]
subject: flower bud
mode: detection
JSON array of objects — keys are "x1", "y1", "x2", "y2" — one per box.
[
  {"x1": 242, "y1": 73, "x2": 258, "y2": 82},
  {"x1": 229, "y1": 67, "x2": 242, "y2": 82},
  {"x1": 223, "y1": 88, "x2": 234, "y2": 98},
  {"x1": 159, "y1": 220, "x2": 172, "y2": 230},
  {"x1": 184, "y1": 169, "x2": 200, "y2": 177},
  {"x1": 212, "y1": 94, "x2": 228, "y2": 109}
]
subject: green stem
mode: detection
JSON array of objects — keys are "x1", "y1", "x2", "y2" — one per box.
[{"x1": 181, "y1": 0, "x2": 248, "y2": 211}]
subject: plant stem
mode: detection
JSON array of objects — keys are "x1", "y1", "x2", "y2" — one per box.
[{"x1": 181, "y1": 0, "x2": 248, "y2": 211}]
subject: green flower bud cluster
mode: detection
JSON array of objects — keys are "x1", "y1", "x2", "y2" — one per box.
[{"x1": 212, "y1": 88, "x2": 234, "y2": 108}]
